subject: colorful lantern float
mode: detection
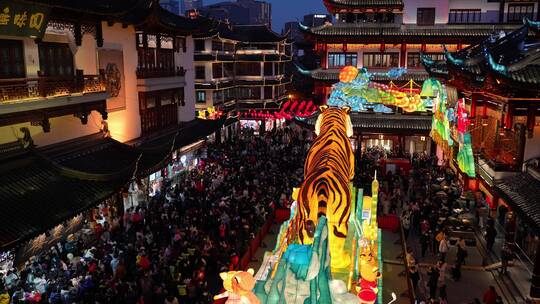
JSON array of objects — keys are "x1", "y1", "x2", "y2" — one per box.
[
  {"x1": 327, "y1": 66, "x2": 431, "y2": 113},
  {"x1": 422, "y1": 78, "x2": 476, "y2": 177},
  {"x1": 244, "y1": 105, "x2": 386, "y2": 303}
]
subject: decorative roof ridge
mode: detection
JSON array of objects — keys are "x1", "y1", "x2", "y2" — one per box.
[
  {"x1": 304, "y1": 22, "x2": 522, "y2": 30},
  {"x1": 323, "y1": 0, "x2": 404, "y2": 8},
  {"x1": 17, "y1": 0, "x2": 147, "y2": 17},
  {"x1": 524, "y1": 17, "x2": 540, "y2": 32},
  {"x1": 35, "y1": 150, "x2": 135, "y2": 182}
]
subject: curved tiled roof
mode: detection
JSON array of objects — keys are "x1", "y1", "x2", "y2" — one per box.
[
  {"x1": 308, "y1": 68, "x2": 429, "y2": 82},
  {"x1": 324, "y1": 0, "x2": 403, "y2": 10},
  {"x1": 496, "y1": 171, "x2": 540, "y2": 230},
  {"x1": 0, "y1": 119, "x2": 225, "y2": 251},
  {"x1": 303, "y1": 23, "x2": 522, "y2": 39},
  {"x1": 21, "y1": 0, "x2": 216, "y2": 36},
  {"x1": 327, "y1": 0, "x2": 402, "y2": 5},
  {"x1": 506, "y1": 65, "x2": 540, "y2": 84},
  {"x1": 0, "y1": 150, "x2": 127, "y2": 251},
  {"x1": 422, "y1": 23, "x2": 540, "y2": 87},
  {"x1": 302, "y1": 112, "x2": 432, "y2": 132},
  {"x1": 234, "y1": 25, "x2": 287, "y2": 43},
  {"x1": 195, "y1": 23, "x2": 287, "y2": 43}
]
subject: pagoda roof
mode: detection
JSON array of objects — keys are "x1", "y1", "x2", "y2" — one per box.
[
  {"x1": 0, "y1": 149, "x2": 127, "y2": 252},
  {"x1": 194, "y1": 22, "x2": 287, "y2": 43},
  {"x1": 301, "y1": 23, "x2": 523, "y2": 43},
  {"x1": 423, "y1": 20, "x2": 540, "y2": 91},
  {"x1": 323, "y1": 0, "x2": 403, "y2": 12},
  {"x1": 299, "y1": 112, "x2": 432, "y2": 134},
  {"x1": 0, "y1": 118, "x2": 224, "y2": 251},
  {"x1": 21, "y1": 0, "x2": 143, "y2": 16},
  {"x1": 195, "y1": 77, "x2": 292, "y2": 90},
  {"x1": 234, "y1": 25, "x2": 288, "y2": 43},
  {"x1": 302, "y1": 67, "x2": 429, "y2": 82},
  {"x1": 22, "y1": 0, "x2": 215, "y2": 36},
  {"x1": 495, "y1": 167, "x2": 540, "y2": 230}
]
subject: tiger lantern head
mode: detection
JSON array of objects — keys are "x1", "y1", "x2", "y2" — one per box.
[
  {"x1": 314, "y1": 105, "x2": 353, "y2": 138},
  {"x1": 214, "y1": 268, "x2": 260, "y2": 304}
]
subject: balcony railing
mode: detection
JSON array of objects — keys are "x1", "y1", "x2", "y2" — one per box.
[
  {"x1": 0, "y1": 70, "x2": 106, "y2": 103},
  {"x1": 136, "y1": 66, "x2": 186, "y2": 79},
  {"x1": 475, "y1": 128, "x2": 523, "y2": 172}
]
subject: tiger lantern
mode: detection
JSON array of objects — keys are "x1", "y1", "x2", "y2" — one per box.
[{"x1": 297, "y1": 105, "x2": 355, "y2": 269}]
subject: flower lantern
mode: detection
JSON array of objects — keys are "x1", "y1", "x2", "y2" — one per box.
[{"x1": 339, "y1": 66, "x2": 359, "y2": 83}]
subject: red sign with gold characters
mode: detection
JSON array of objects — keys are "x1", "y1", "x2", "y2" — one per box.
[{"x1": 0, "y1": 0, "x2": 50, "y2": 39}]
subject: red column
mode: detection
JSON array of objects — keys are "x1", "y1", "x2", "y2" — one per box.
[
  {"x1": 343, "y1": 43, "x2": 348, "y2": 52},
  {"x1": 504, "y1": 104, "x2": 514, "y2": 130},
  {"x1": 470, "y1": 95, "x2": 477, "y2": 118},
  {"x1": 457, "y1": 43, "x2": 463, "y2": 51},
  {"x1": 421, "y1": 44, "x2": 426, "y2": 53},
  {"x1": 527, "y1": 105, "x2": 536, "y2": 137},
  {"x1": 322, "y1": 44, "x2": 328, "y2": 69},
  {"x1": 380, "y1": 43, "x2": 386, "y2": 53},
  {"x1": 400, "y1": 43, "x2": 407, "y2": 67}
]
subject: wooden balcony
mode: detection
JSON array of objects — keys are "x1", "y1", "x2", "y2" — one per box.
[
  {"x1": 136, "y1": 66, "x2": 186, "y2": 79},
  {"x1": 0, "y1": 70, "x2": 106, "y2": 104},
  {"x1": 475, "y1": 127, "x2": 525, "y2": 172},
  {"x1": 0, "y1": 70, "x2": 108, "y2": 129},
  {"x1": 136, "y1": 66, "x2": 187, "y2": 92}
]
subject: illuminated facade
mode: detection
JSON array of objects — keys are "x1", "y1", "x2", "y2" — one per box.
[
  {"x1": 193, "y1": 23, "x2": 291, "y2": 116},
  {"x1": 298, "y1": 0, "x2": 533, "y2": 155},
  {"x1": 250, "y1": 106, "x2": 384, "y2": 302},
  {"x1": 423, "y1": 19, "x2": 540, "y2": 299},
  {"x1": 0, "y1": 0, "x2": 225, "y2": 262},
  {"x1": 0, "y1": 0, "x2": 214, "y2": 146}
]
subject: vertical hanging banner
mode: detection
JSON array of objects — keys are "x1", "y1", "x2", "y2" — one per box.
[{"x1": 0, "y1": 0, "x2": 50, "y2": 39}]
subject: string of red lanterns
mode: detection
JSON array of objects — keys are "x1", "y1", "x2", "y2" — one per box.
[{"x1": 240, "y1": 100, "x2": 317, "y2": 120}]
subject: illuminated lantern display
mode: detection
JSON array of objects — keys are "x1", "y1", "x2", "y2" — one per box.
[
  {"x1": 296, "y1": 105, "x2": 355, "y2": 269},
  {"x1": 339, "y1": 66, "x2": 359, "y2": 83},
  {"x1": 455, "y1": 98, "x2": 476, "y2": 177},
  {"x1": 198, "y1": 106, "x2": 223, "y2": 120},
  {"x1": 249, "y1": 103, "x2": 386, "y2": 303},
  {"x1": 328, "y1": 66, "x2": 430, "y2": 113},
  {"x1": 425, "y1": 79, "x2": 476, "y2": 177},
  {"x1": 214, "y1": 269, "x2": 260, "y2": 304}
]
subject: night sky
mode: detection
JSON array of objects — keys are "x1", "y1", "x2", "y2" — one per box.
[{"x1": 203, "y1": 0, "x2": 327, "y2": 32}]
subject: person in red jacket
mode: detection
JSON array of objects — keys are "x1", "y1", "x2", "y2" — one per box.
[
  {"x1": 137, "y1": 252, "x2": 150, "y2": 271},
  {"x1": 483, "y1": 285, "x2": 498, "y2": 304}
]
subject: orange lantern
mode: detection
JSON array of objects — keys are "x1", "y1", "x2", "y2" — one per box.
[{"x1": 339, "y1": 66, "x2": 359, "y2": 83}]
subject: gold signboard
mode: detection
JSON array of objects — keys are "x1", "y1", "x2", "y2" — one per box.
[{"x1": 0, "y1": 0, "x2": 50, "y2": 39}]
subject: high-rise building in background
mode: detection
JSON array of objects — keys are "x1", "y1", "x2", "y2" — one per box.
[
  {"x1": 199, "y1": 0, "x2": 271, "y2": 26},
  {"x1": 181, "y1": 0, "x2": 203, "y2": 15},
  {"x1": 302, "y1": 13, "x2": 331, "y2": 27},
  {"x1": 160, "y1": 0, "x2": 180, "y2": 15}
]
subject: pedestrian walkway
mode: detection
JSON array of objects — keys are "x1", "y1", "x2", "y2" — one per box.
[
  {"x1": 404, "y1": 226, "x2": 506, "y2": 303},
  {"x1": 476, "y1": 220, "x2": 534, "y2": 303},
  {"x1": 248, "y1": 224, "x2": 279, "y2": 271},
  {"x1": 381, "y1": 229, "x2": 411, "y2": 304}
]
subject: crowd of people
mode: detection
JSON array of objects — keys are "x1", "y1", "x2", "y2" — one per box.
[
  {"x1": 357, "y1": 146, "x2": 508, "y2": 304},
  {"x1": 0, "y1": 127, "x2": 308, "y2": 304}
]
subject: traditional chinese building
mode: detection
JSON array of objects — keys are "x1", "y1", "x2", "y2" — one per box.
[
  {"x1": 193, "y1": 22, "x2": 291, "y2": 131},
  {"x1": 297, "y1": 0, "x2": 536, "y2": 154},
  {"x1": 424, "y1": 19, "x2": 540, "y2": 299},
  {"x1": 0, "y1": 0, "x2": 225, "y2": 265}
]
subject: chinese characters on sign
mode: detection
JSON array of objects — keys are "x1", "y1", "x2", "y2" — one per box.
[{"x1": 0, "y1": 1, "x2": 50, "y2": 38}]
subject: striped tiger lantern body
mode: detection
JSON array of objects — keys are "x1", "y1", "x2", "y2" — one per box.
[{"x1": 297, "y1": 105, "x2": 354, "y2": 269}]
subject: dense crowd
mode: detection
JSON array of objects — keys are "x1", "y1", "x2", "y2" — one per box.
[
  {"x1": 360, "y1": 147, "x2": 508, "y2": 304},
  {"x1": 0, "y1": 127, "x2": 308, "y2": 304}
]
